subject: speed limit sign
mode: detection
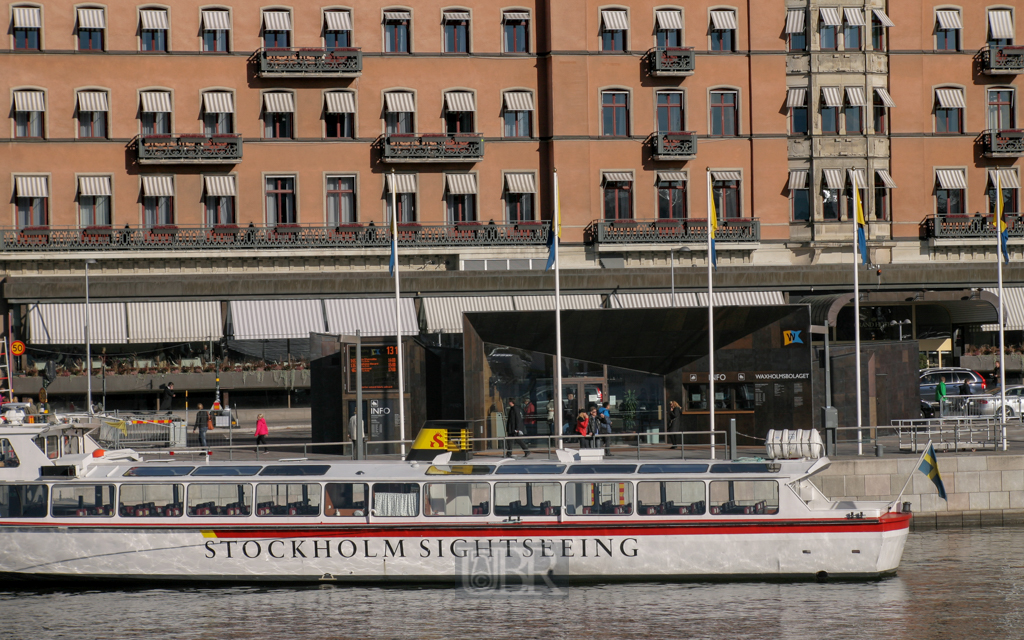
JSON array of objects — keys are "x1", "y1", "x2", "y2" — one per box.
[{"x1": 10, "y1": 341, "x2": 25, "y2": 356}]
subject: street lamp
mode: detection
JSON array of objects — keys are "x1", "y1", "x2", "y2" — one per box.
[
  {"x1": 669, "y1": 246, "x2": 692, "y2": 306},
  {"x1": 85, "y1": 259, "x2": 97, "y2": 415},
  {"x1": 890, "y1": 319, "x2": 911, "y2": 341}
]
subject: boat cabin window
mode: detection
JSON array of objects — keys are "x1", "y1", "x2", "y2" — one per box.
[
  {"x1": 34, "y1": 435, "x2": 60, "y2": 460},
  {"x1": 371, "y1": 482, "x2": 419, "y2": 517},
  {"x1": 493, "y1": 481, "x2": 561, "y2": 516},
  {"x1": 120, "y1": 484, "x2": 184, "y2": 517},
  {"x1": 708, "y1": 480, "x2": 779, "y2": 515},
  {"x1": 51, "y1": 484, "x2": 116, "y2": 517},
  {"x1": 424, "y1": 482, "x2": 489, "y2": 516},
  {"x1": 709, "y1": 463, "x2": 775, "y2": 474},
  {"x1": 566, "y1": 464, "x2": 637, "y2": 475},
  {"x1": 565, "y1": 481, "x2": 634, "y2": 515},
  {"x1": 188, "y1": 483, "x2": 253, "y2": 516},
  {"x1": 324, "y1": 482, "x2": 369, "y2": 516},
  {"x1": 259, "y1": 465, "x2": 331, "y2": 476},
  {"x1": 124, "y1": 467, "x2": 195, "y2": 476},
  {"x1": 62, "y1": 434, "x2": 82, "y2": 455},
  {"x1": 0, "y1": 439, "x2": 20, "y2": 468},
  {"x1": 191, "y1": 466, "x2": 262, "y2": 476},
  {"x1": 637, "y1": 481, "x2": 706, "y2": 515},
  {"x1": 638, "y1": 464, "x2": 708, "y2": 474},
  {"x1": 495, "y1": 464, "x2": 566, "y2": 475},
  {"x1": 256, "y1": 483, "x2": 321, "y2": 516},
  {"x1": 425, "y1": 465, "x2": 495, "y2": 475},
  {"x1": 0, "y1": 484, "x2": 48, "y2": 517}
]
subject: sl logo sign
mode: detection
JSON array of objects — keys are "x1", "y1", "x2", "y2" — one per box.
[{"x1": 783, "y1": 330, "x2": 803, "y2": 346}]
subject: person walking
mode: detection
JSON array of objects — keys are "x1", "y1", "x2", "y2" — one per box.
[
  {"x1": 589, "y1": 406, "x2": 612, "y2": 453},
  {"x1": 504, "y1": 398, "x2": 530, "y2": 458},
  {"x1": 254, "y1": 413, "x2": 269, "y2": 453},
  {"x1": 668, "y1": 400, "x2": 683, "y2": 448},
  {"x1": 935, "y1": 376, "x2": 947, "y2": 416},
  {"x1": 193, "y1": 403, "x2": 209, "y2": 448},
  {"x1": 160, "y1": 382, "x2": 175, "y2": 412}
]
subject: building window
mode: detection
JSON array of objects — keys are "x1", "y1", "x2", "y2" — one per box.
[
  {"x1": 505, "y1": 192, "x2": 533, "y2": 222},
  {"x1": 13, "y1": 6, "x2": 41, "y2": 50},
  {"x1": 384, "y1": 92, "x2": 415, "y2": 133},
  {"x1": 935, "y1": 10, "x2": 961, "y2": 51},
  {"x1": 446, "y1": 192, "x2": 476, "y2": 223},
  {"x1": 600, "y1": 10, "x2": 627, "y2": 51},
  {"x1": 787, "y1": 88, "x2": 808, "y2": 135},
  {"x1": 602, "y1": 91, "x2": 629, "y2": 136},
  {"x1": 15, "y1": 176, "x2": 48, "y2": 227},
  {"x1": 503, "y1": 11, "x2": 529, "y2": 52},
  {"x1": 988, "y1": 89, "x2": 1015, "y2": 131},
  {"x1": 13, "y1": 91, "x2": 45, "y2": 138},
  {"x1": 443, "y1": 11, "x2": 470, "y2": 53},
  {"x1": 78, "y1": 109, "x2": 107, "y2": 138},
  {"x1": 709, "y1": 10, "x2": 736, "y2": 51},
  {"x1": 842, "y1": 182, "x2": 866, "y2": 221},
  {"x1": 871, "y1": 13, "x2": 887, "y2": 50},
  {"x1": 262, "y1": 10, "x2": 291, "y2": 47},
  {"x1": 656, "y1": 10, "x2": 683, "y2": 48},
  {"x1": 843, "y1": 9, "x2": 862, "y2": 50},
  {"x1": 324, "y1": 10, "x2": 352, "y2": 49},
  {"x1": 327, "y1": 176, "x2": 356, "y2": 226},
  {"x1": 141, "y1": 111, "x2": 170, "y2": 135},
  {"x1": 384, "y1": 10, "x2": 410, "y2": 53},
  {"x1": 710, "y1": 90, "x2": 737, "y2": 136},
  {"x1": 444, "y1": 93, "x2": 475, "y2": 133},
  {"x1": 792, "y1": 188, "x2": 810, "y2": 221},
  {"x1": 205, "y1": 193, "x2": 235, "y2": 225},
  {"x1": 844, "y1": 101, "x2": 862, "y2": 134},
  {"x1": 603, "y1": 178, "x2": 632, "y2": 220},
  {"x1": 504, "y1": 110, "x2": 529, "y2": 137},
  {"x1": 822, "y1": 101, "x2": 838, "y2": 134},
  {"x1": 79, "y1": 195, "x2": 109, "y2": 226},
  {"x1": 385, "y1": 176, "x2": 417, "y2": 222},
  {"x1": 989, "y1": 175, "x2": 1019, "y2": 215},
  {"x1": 202, "y1": 92, "x2": 234, "y2": 134},
  {"x1": 385, "y1": 111, "x2": 414, "y2": 133},
  {"x1": 786, "y1": 10, "x2": 806, "y2": 51},
  {"x1": 266, "y1": 176, "x2": 297, "y2": 225},
  {"x1": 822, "y1": 188, "x2": 840, "y2": 220},
  {"x1": 140, "y1": 9, "x2": 168, "y2": 52},
  {"x1": 874, "y1": 176, "x2": 889, "y2": 221},
  {"x1": 657, "y1": 92, "x2": 685, "y2": 133},
  {"x1": 936, "y1": 187, "x2": 964, "y2": 214},
  {"x1": 325, "y1": 112, "x2": 354, "y2": 138},
  {"x1": 712, "y1": 178, "x2": 740, "y2": 219},
  {"x1": 935, "y1": 89, "x2": 964, "y2": 134},
  {"x1": 263, "y1": 93, "x2": 294, "y2": 138},
  {"x1": 143, "y1": 195, "x2": 174, "y2": 226},
  {"x1": 989, "y1": 10, "x2": 1015, "y2": 47},
  {"x1": 77, "y1": 8, "x2": 105, "y2": 50},
  {"x1": 657, "y1": 178, "x2": 686, "y2": 219},
  {"x1": 819, "y1": 7, "x2": 838, "y2": 51},
  {"x1": 873, "y1": 92, "x2": 887, "y2": 134},
  {"x1": 202, "y1": 10, "x2": 230, "y2": 52}
]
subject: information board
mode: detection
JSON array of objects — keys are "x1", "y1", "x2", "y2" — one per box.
[{"x1": 348, "y1": 344, "x2": 398, "y2": 390}]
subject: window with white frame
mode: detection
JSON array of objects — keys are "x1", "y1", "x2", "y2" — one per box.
[
  {"x1": 821, "y1": 169, "x2": 842, "y2": 219},
  {"x1": 820, "y1": 86, "x2": 840, "y2": 134},
  {"x1": 266, "y1": 176, "x2": 297, "y2": 225},
  {"x1": 324, "y1": 10, "x2": 352, "y2": 49},
  {"x1": 77, "y1": 7, "x2": 105, "y2": 50},
  {"x1": 13, "y1": 90, "x2": 45, "y2": 138},
  {"x1": 602, "y1": 91, "x2": 629, "y2": 136},
  {"x1": 935, "y1": 9, "x2": 961, "y2": 51},
  {"x1": 504, "y1": 173, "x2": 535, "y2": 222},
  {"x1": 78, "y1": 176, "x2": 111, "y2": 226},
  {"x1": 656, "y1": 9, "x2": 683, "y2": 48},
  {"x1": 77, "y1": 91, "x2": 108, "y2": 138},
  {"x1": 989, "y1": 9, "x2": 1015, "y2": 46},
  {"x1": 14, "y1": 175, "x2": 48, "y2": 228},
  {"x1": 601, "y1": 9, "x2": 628, "y2": 51},
  {"x1": 443, "y1": 10, "x2": 470, "y2": 53},
  {"x1": 262, "y1": 10, "x2": 291, "y2": 48},
  {"x1": 873, "y1": 87, "x2": 895, "y2": 134},
  {"x1": 710, "y1": 90, "x2": 737, "y2": 136},
  {"x1": 385, "y1": 173, "x2": 416, "y2": 222},
  {"x1": 785, "y1": 9, "x2": 805, "y2": 51},
  {"x1": 874, "y1": 169, "x2": 896, "y2": 221},
  {"x1": 325, "y1": 91, "x2": 355, "y2": 138},
  {"x1": 709, "y1": 9, "x2": 736, "y2": 51},
  {"x1": 843, "y1": 8, "x2": 862, "y2": 50},
  {"x1": 503, "y1": 10, "x2": 529, "y2": 52},
  {"x1": 935, "y1": 87, "x2": 965, "y2": 134},
  {"x1": 444, "y1": 91, "x2": 475, "y2": 133},
  {"x1": 445, "y1": 173, "x2": 477, "y2": 223},
  {"x1": 602, "y1": 173, "x2": 633, "y2": 220},
  {"x1": 327, "y1": 176, "x2": 356, "y2": 225},
  {"x1": 871, "y1": 8, "x2": 894, "y2": 50},
  {"x1": 710, "y1": 171, "x2": 741, "y2": 219},
  {"x1": 140, "y1": 91, "x2": 172, "y2": 135},
  {"x1": 935, "y1": 169, "x2": 966, "y2": 214},
  {"x1": 202, "y1": 9, "x2": 230, "y2": 52},
  {"x1": 786, "y1": 87, "x2": 807, "y2": 135},
  {"x1": 263, "y1": 92, "x2": 295, "y2": 138},
  {"x1": 383, "y1": 9, "x2": 410, "y2": 53},
  {"x1": 204, "y1": 175, "x2": 236, "y2": 226},
  {"x1": 657, "y1": 91, "x2": 685, "y2": 133},
  {"x1": 657, "y1": 172, "x2": 686, "y2": 219},
  {"x1": 844, "y1": 86, "x2": 865, "y2": 134},
  {"x1": 384, "y1": 91, "x2": 415, "y2": 133},
  {"x1": 819, "y1": 7, "x2": 839, "y2": 50},
  {"x1": 142, "y1": 175, "x2": 175, "y2": 227},
  {"x1": 788, "y1": 170, "x2": 809, "y2": 222},
  {"x1": 202, "y1": 92, "x2": 234, "y2": 134},
  {"x1": 503, "y1": 92, "x2": 533, "y2": 137},
  {"x1": 13, "y1": 6, "x2": 41, "y2": 50},
  {"x1": 139, "y1": 8, "x2": 169, "y2": 52},
  {"x1": 988, "y1": 88, "x2": 1015, "y2": 131},
  {"x1": 989, "y1": 169, "x2": 1019, "y2": 215}
]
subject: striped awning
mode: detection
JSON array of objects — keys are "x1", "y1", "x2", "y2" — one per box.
[
  {"x1": 936, "y1": 169, "x2": 967, "y2": 190},
  {"x1": 504, "y1": 92, "x2": 534, "y2": 111},
  {"x1": 656, "y1": 10, "x2": 683, "y2": 30},
  {"x1": 601, "y1": 10, "x2": 628, "y2": 30},
  {"x1": 847, "y1": 168, "x2": 867, "y2": 187},
  {"x1": 845, "y1": 86, "x2": 866, "y2": 106},
  {"x1": 422, "y1": 296, "x2": 514, "y2": 334},
  {"x1": 875, "y1": 169, "x2": 898, "y2": 189},
  {"x1": 983, "y1": 288, "x2": 1024, "y2": 331},
  {"x1": 203, "y1": 92, "x2": 234, "y2": 113},
  {"x1": 443, "y1": 11, "x2": 470, "y2": 21},
  {"x1": 785, "y1": 10, "x2": 805, "y2": 34},
  {"x1": 140, "y1": 10, "x2": 168, "y2": 30},
  {"x1": 444, "y1": 92, "x2": 476, "y2": 112},
  {"x1": 77, "y1": 8, "x2": 106, "y2": 29},
  {"x1": 13, "y1": 6, "x2": 41, "y2": 28},
  {"x1": 323, "y1": 298, "x2": 418, "y2": 337},
  {"x1": 786, "y1": 87, "x2": 807, "y2": 107},
  {"x1": 843, "y1": 8, "x2": 864, "y2": 26},
  {"x1": 204, "y1": 175, "x2": 236, "y2": 197},
  {"x1": 29, "y1": 303, "x2": 128, "y2": 345},
  {"x1": 990, "y1": 10, "x2": 1014, "y2": 40},
  {"x1": 141, "y1": 175, "x2": 174, "y2": 197},
  {"x1": 385, "y1": 92, "x2": 415, "y2": 113},
  {"x1": 77, "y1": 91, "x2": 108, "y2": 112},
  {"x1": 872, "y1": 9, "x2": 895, "y2": 28},
  {"x1": 15, "y1": 176, "x2": 48, "y2": 198},
  {"x1": 611, "y1": 293, "x2": 700, "y2": 308},
  {"x1": 126, "y1": 301, "x2": 222, "y2": 343},
  {"x1": 822, "y1": 169, "x2": 844, "y2": 190},
  {"x1": 202, "y1": 10, "x2": 231, "y2": 29},
  {"x1": 504, "y1": 12, "x2": 529, "y2": 21},
  {"x1": 788, "y1": 170, "x2": 808, "y2": 190},
  {"x1": 990, "y1": 169, "x2": 1021, "y2": 189},
  {"x1": 140, "y1": 91, "x2": 171, "y2": 113},
  {"x1": 874, "y1": 87, "x2": 896, "y2": 108},
  {"x1": 383, "y1": 11, "x2": 411, "y2": 21},
  {"x1": 710, "y1": 10, "x2": 737, "y2": 30},
  {"x1": 263, "y1": 92, "x2": 294, "y2": 113},
  {"x1": 325, "y1": 92, "x2": 355, "y2": 113},
  {"x1": 262, "y1": 11, "x2": 292, "y2": 31},
  {"x1": 512, "y1": 295, "x2": 602, "y2": 311},
  {"x1": 505, "y1": 173, "x2": 536, "y2": 193},
  {"x1": 819, "y1": 7, "x2": 842, "y2": 26},
  {"x1": 657, "y1": 172, "x2": 687, "y2": 182},
  {"x1": 324, "y1": 10, "x2": 352, "y2": 31},
  {"x1": 697, "y1": 291, "x2": 786, "y2": 307},
  {"x1": 445, "y1": 173, "x2": 477, "y2": 195},
  {"x1": 936, "y1": 88, "x2": 965, "y2": 109},
  {"x1": 13, "y1": 91, "x2": 45, "y2": 112},
  {"x1": 386, "y1": 173, "x2": 417, "y2": 193},
  {"x1": 821, "y1": 86, "x2": 842, "y2": 108},
  {"x1": 711, "y1": 171, "x2": 741, "y2": 181},
  {"x1": 936, "y1": 10, "x2": 962, "y2": 30},
  {"x1": 229, "y1": 300, "x2": 325, "y2": 340},
  {"x1": 603, "y1": 172, "x2": 633, "y2": 183},
  {"x1": 79, "y1": 176, "x2": 111, "y2": 196}
]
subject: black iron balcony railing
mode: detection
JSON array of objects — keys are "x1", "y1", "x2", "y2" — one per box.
[
  {"x1": 135, "y1": 134, "x2": 242, "y2": 163},
  {"x1": 653, "y1": 132, "x2": 698, "y2": 160},
  {"x1": 648, "y1": 47, "x2": 695, "y2": 75},
  {"x1": 381, "y1": 133, "x2": 484, "y2": 162},
  {"x1": 983, "y1": 44, "x2": 1024, "y2": 74},
  {"x1": 256, "y1": 47, "x2": 362, "y2": 76},
  {"x1": 929, "y1": 213, "x2": 1024, "y2": 239},
  {"x1": 0, "y1": 221, "x2": 550, "y2": 252},
  {"x1": 585, "y1": 218, "x2": 759, "y2": 244},
  {"x1": 983, "y1": 129, "x2": 1024, "y2": 157}
]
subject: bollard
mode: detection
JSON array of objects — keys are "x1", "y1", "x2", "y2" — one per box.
[
  {"x1": 729, "y1": 418, "x2": 737, "y2": 461},
  {"x1": 875, "y1": 444, "x2": 884, "y2": 458}
]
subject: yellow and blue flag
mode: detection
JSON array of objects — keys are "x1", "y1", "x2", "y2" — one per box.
[
  {"x1": 708, "y1": 173, "x2": 718, "y2": 270},
  {"x1": 546, "y1": 171, "x2": 561, "y2": 270},
  {"x1": 995, "y1": 174, "x2": 1010, "y2": 265},
  {"x1": 854, "y1": 174, "x2": 868, "y2": 266},
  {"x1": 918, "y1": 443, "x2": 947, "y2": 500}
]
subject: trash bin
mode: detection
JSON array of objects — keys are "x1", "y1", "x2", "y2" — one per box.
[{"x1": 875, "y1": 444, "x2": 884, "y2": 457}]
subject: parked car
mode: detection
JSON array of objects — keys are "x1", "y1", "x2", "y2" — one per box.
[
  {"x1": 973, "y1": 386, "x2": 1024, "y2": 419},
  {"x1": 920, "y1": 368, "x2": 986, "y2": 409}
]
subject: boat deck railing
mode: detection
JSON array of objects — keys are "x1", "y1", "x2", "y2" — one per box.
[{"x1": 824, "y1": 421, "x2": 1009, "y2": 456}]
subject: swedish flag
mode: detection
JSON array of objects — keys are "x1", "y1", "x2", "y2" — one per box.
[{"x1": 918, "y1": 443, "x2": 947, "y2": 500}]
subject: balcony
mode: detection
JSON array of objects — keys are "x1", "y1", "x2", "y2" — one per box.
[
  {"x1": 585, "y1": 218, "x2": 760, "y2": 245},
  {"x1": 983, "y1": 129, "x2": 1024, "y2": 157},
  {"x1": 652, "y1": 132, "x2": 698, "y2": 161},
  {"x1": 381, "y1": 133, "x2": 484, "y2": 163},
  {"x1": 648, "y1": 47, "x2": 695, "y2": 76},
  {"x1": 0, "y1": 221, "x2": 550, "y2": 252},
  {"x1": 983, "y1": 44, "x2": 1024, "y2": 74},
  {"x1": 256, "y1": 47, "x2": 362, "y2": 77},
  {"x1": 135, "y1": 134, "x2": 242, "y2": 164},
  {"x1": 928, "y1": 214, "x2": 1024, "y2": 239}
]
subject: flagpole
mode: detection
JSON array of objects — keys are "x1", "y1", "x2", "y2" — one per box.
[
  {"x1": 391, "y1": 169, "x2": 406, "y2": 457},
  {"x1": 853, "y1": 174, "x2": 863, "y2": 456},
  {"x1": 998, "y1": 174, "x2": 1008, "y2": 450},
  {"x1": 553, "y1": 168, "x2": 563, "y2": 449},
  {"x1": 707, "y1": 169, "x2": 716, "y2": 460}
]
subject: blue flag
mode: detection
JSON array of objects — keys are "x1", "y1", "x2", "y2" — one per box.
[
  {"x1": 389, "y1": 242, "x2": 396, "y2": 276},
  {"x1": 857, "y1": 226, "x2": 868, "y2": 266},
  {"x1": 855, "y1": 180, "x2": 869, "y2": 266},
  {"x1": 545, "y1": 229, "x2": 557, "y2": 271},
  {"x1": 918, "y1": 443, "x2": 947, "y2": 500},
  {"x1": 1001, "y1": 228, "x2": 1011, "y2": 265}
]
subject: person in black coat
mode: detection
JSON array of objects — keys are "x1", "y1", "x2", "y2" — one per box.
[
  {"x1": 668, "y1": 400, "x2": 683, "y2": 448},
  {"x1": 504, "y1": 398, "x2": 530, "y2": 458}
]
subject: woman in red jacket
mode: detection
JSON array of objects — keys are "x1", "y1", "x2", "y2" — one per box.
[{"x1": 254, "y1": 413, "x2": 269, "y2": 453}]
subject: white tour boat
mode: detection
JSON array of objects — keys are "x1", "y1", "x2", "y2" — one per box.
[{"x1": 0, "y1": 416, "x2": 911, "y2": 584}]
